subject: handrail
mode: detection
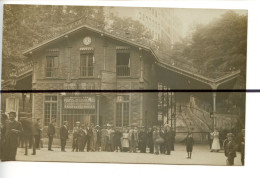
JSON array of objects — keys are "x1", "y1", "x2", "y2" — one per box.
[{"x1": 182, "y1": 104, "x2": 205, "y2": 132}]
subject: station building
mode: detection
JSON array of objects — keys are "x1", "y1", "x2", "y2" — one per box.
[
  {"x1": 1, "y1": 23, "x2": 242, "y2": 135},
  {"x1": 20, "y1": 25, "x2": 160, "y2": 130}
]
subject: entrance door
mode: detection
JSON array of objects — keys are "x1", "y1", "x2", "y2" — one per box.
[
  {"x1": 63, "y1": 109, "x2": 96, "y2": 130},
  {"x1": 82, "y1": 115, "x2": 96, "y2": 127}
]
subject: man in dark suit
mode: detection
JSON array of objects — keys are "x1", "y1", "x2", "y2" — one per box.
[
  {"x1": 20, "y1": 117, "x2": 36, "y2": 155},
  {"x1": 47, "y1": 119, "x2": 56, "y2": 151},
  {"x1": 138, "y1": 126, "x2": 147, "y2": 153},
  {"x1": 85, "y1": 124, "x2": 93, "y2": 152},
  {"x1": 60, "y1": 121, "x2": 69, "y2": 152},
  {"x1": 147, "y1": 127, "x2": 154, "y2": 154},
  {"x1": 223, "y1": 133, "x2": 237, "y2": 166},
  {"x1": 164, "y1": 124, "x2": 173, "y2": 155},
  {"x1": 4, "y1": 111, "x2": 23, "y2": 161},
  {"x1": 129, "y1": 126, "x2": 138, "y2": 153},
  {"x1": 34, "y1": 119, "x2": 42, "y2": 149}
]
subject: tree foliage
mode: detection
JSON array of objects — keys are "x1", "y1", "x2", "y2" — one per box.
[
  {"x1": 106, "y1": 15, "x2": 152, "y2": 43},
  {"x1": 2, "y1": 5, "x2": 104, "y2": 79},
  {"x1": 171, "y1": 11, "x2": 247, "y2": 84}
]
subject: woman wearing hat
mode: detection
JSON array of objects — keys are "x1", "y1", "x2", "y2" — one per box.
[
  {"x1": 121, "y1": 127, "x2": 130, "y2": 152},
  {"x1": 210, "y1": 128, "x2": 220, "y2": 152}
]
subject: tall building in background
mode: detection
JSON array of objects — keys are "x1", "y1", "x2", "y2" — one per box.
[{"x1": 104, "y1": 6, "x2": 183, "y2": 46}]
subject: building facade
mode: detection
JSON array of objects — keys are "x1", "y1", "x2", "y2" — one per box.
[
  {"x1": 104, "y1": 7, "x2": 183, "y2": 46},
  {"x1": 23, "y1": 25, "x2": 158, "y2": 130}
]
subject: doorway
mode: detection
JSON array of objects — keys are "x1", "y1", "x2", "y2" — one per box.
[{"x1": 62, "y1": 109, "x2": 96, "y2": 130}]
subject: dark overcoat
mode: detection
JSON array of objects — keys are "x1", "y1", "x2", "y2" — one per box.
[
  {"x1": 185, "y1": 137, "x2": 194, "y2": 152},
  {"x1": 60, "y1": 125, "x2": 69, "y2": 140}
]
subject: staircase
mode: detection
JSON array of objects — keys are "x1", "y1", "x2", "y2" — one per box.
[{"x1": 173, "y1": 102, "x2": 212, "y2": 143}]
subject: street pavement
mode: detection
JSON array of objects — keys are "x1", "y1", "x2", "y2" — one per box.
[{"x1": 15, "y1": 144, "x2": 242, "y2": 166}]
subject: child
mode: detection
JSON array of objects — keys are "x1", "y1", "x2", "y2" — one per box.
[{"x1": 185, "y1": 132, "x2": 194, "y2": 159}]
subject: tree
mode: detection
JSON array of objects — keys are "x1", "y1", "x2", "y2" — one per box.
[
  {"x1": 2, "y1": 5, "x2": 104, "y2": 80},
  {"x1": 106, "y1": 15, "x2": 152, "y2": 43},
  {"x1": 171, "y1": 11, "x2": 247, "y2": 84},
  {"x1": 170, "y1": 11, "x2": 247, "y2": 130}
]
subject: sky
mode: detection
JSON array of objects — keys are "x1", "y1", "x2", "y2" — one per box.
[{"x1": 174, "y1": 8, "x2": 248, "y2": 37}]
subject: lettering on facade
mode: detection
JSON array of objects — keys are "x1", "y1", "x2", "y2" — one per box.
[{"x1": 63, "y1": 96, "x2": 95, "y2": 109}]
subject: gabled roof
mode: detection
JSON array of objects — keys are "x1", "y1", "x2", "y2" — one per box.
[
  {"x1": 22, "y1": 24, "x2": 240, "y2": 88},
  {"x1": 23, "y1": 25, "x2": 152, "y2": 56}
]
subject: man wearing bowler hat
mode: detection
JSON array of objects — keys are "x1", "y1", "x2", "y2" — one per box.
[
  {"x1": 4, "y1": 111, "x2": 23, "y2": 161},
  {"x1": 223, "y1": 133, "x2": 237, "y2": 166}
]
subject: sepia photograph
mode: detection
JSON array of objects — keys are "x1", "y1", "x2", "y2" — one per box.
[{"x1": 0, "y1": 4, "x2": 247, "y2": 166}]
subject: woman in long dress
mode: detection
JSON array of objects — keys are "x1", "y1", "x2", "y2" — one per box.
[
  {"x1": 211, "y1": 129, "x2": 220, "y2": 152},
  {"x1": 121, "y1": 128, "x2": 129, "y2": 152}
]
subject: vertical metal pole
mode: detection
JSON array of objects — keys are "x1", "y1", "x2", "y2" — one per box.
[
  {"x1": 174, "y1": 92, "x2": 177, "y2": 140},
  {"x1": 162, "y1": 85, "x2": 165, "y2": 126},
  {"x1": 170, "y1": 91, "x2": 173, "y2": 127},
  {"x1": 60, "y1": 95, "x2": 62, "y2": 128},
  {"x1": 166, "y1": 87, "x2": 169, "y2": 124},
  {"x1": 96, "y1": 94, "x2": 100, "y2": 126},
  {"x1": 212, "y1": 92, "x2": 216, "y2": 129}
]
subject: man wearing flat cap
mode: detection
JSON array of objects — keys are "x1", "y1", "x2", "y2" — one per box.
[
  {"x1": 4, "y1": 111, "x2": 23, "y2": 161},
  {"x1": 223, "y1": 133, "x2": 237, "y2": 166},
  {"x1": 60, "y1": 121, "x2": 69, "y2": 152}
]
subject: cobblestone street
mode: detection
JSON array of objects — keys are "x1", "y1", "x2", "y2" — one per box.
[{"x1": 15, "y1": 144, "x2": 242, "y2": 166}]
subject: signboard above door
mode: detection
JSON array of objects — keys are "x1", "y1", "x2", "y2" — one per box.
[{"x1": 63, "y1": 96, "x2": 95, "y2": 109}]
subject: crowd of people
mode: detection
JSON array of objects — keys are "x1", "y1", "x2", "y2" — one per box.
[
  {"x1": 0, "y1": 110, "x2": 245, "y2": 166},
  {"x1": 50, "y1": 120, "x2": 176, "y2": 156}
]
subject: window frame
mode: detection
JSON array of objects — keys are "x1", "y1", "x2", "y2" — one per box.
[
  {"x1": 80, "y1": 52, "x2": 94, "y2": 78},
  {"x1": 115, "y1": 95, "x2": 130, "y2": 127},
  {"x1": 45, "y1": 52, "x2": 59, "y2": 78},
  {"x1": 116, "y1": 52, "x2": 131, "y2": 77},
  {"x1": 44, "y1": 95, "x2": 58, "y2": 126}
]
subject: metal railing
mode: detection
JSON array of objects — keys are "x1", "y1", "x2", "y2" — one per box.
[
  {"x1": 80, "y1": 66, "x2": 94, "y2": 77},
  {"x1": 116, "y1": 65, "x2": 130, "y2": 77}
]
